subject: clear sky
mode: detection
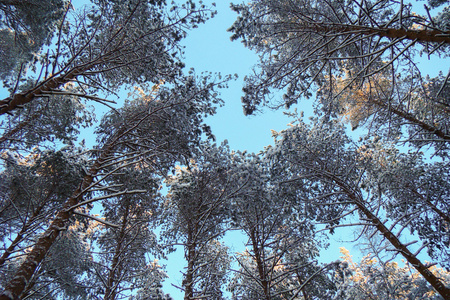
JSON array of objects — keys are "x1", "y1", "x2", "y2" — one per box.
[{"x1": 180, "y1": 1, "x2": 312, "y2": 154}]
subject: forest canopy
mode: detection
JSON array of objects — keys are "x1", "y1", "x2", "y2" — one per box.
[{"x1": 0, "y1": 0, "x2": 449, "y2": 299}]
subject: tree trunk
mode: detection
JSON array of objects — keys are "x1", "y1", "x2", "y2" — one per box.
[
  {"x1": 326, "y1": 172, "x2": 450, "y2": 300},
  {"x1": 0, "y1": 136, "x2": 119, "y2": 300},
  {"x1": 249, "y1": 227, "x2": 271, "y2": 300},
  {"x1": 104, "y1": 203, "x2": 130, "y2": 300},
  {"x1": 184, "y1": 225, "x2": 196, "y2": 300},
  {"x1": 371, "y1": 98, "x2": 450, "y2": 142},
  {"x1": 0, "y1": 66, "x2": 86, "y2": 116},
  {"x1": 309, "y1": 23, "x2": 450, "y2": 45},
  {"x1": 295, "y1": 271, "x2": 310, "y2": 300}
]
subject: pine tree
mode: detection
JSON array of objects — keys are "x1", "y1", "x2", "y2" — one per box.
[{"x1": 266, "y1": 115, "x2": 450, "y2": 298}]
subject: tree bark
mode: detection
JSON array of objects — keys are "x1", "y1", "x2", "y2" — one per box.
[
  {"x1": 103, "y1": 203, "x2": 130, "y2": 300},
  {"x1": 184, "y1": 224, "x2": 196, "y2": 300},
  {"x1": 295, "y1": 271, "x2": 310, "y2": 300},
  {"x1": 0, "y1": 66, "x2": 86, "y2": 116},
  {"x1": 323, "y1": 171, "x2": 450, "y2": 300},
  {"x1": 249, "y1": 227, "x2": 271, "y2": 300},
  {"x1": 308, "y1": 23, "x2": 450, "y2": 45},
  {"x1": 371, "y1": 98, "x2": 450, "y2": 142},
  {"x1": 0, "y1": 133, "x2": 120, "y2": 300}
]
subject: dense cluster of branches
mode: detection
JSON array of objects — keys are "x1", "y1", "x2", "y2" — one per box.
[
  {"x1": 0, "y1": 0, "x2": 449, "y2": 299},
  {"x1": 230, "y1": 0, "x2": 450, "y2": 153},
  {"x1": 226, "y1": 0, "x2": 450, "y2": 298},
  {"x1": 0, "y1": 0, "x2": 226, "y2": 299}
]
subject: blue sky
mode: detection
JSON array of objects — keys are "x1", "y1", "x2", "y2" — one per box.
[{"x1": 180, "y1": 1, "x2": 311, "y2": 154}]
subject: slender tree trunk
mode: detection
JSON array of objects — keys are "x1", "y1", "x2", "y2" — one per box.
[
  {"x1": 402, "y1": 181, "x2": 450, "y2": 224},
  {"x1": 104, "y1": 203, "x2": 130, "y2": 300},
  {"x1": 308, "y1": 23, "x2": 450, "y2": 44},
  {"x1": 423, "y1": 198, "x2": 450, "y2": 224},
  {"x1": 0, "y1": 66, "x2": 87, "y2": 116},
  {"x1": 295, "y1": 271, "x2": 310, "y2": 300},
  {"x1": 371, "y1": 98, "x2": 450, "y2": 141},
  {"x1": 184, "y1": 225, "x2": 196, "y2": 300},
  {"x1": 325, "y1": 172, "x2": 450, "y2": 299},
  {"x1": 0, "y1": 135, "x2": 120, "y2": 300},
  {"x1": 249, "y1": 227, "x2": 271, "y2": 300}
]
